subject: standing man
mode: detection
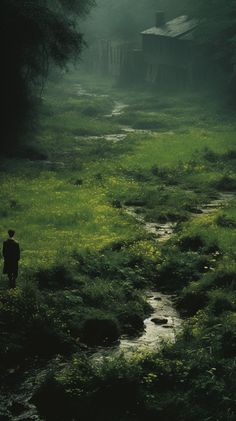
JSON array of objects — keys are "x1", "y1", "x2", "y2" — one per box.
[{"x1": 2, "y1": 229, "x2": 20, "y2": 288}]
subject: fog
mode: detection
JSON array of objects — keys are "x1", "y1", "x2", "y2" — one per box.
[
  {"x1": 78, "y1": 0, "x2": 234, "y2": 98},
  {"x1": 81, "y1": 0, "x2": 189, "y2": 43},
  {"x1": 0, "y1": 2, "x2": 236, "y2": 420},
  {"x1": 78, "y1": 0, "x2": 207, "y2": 91}
]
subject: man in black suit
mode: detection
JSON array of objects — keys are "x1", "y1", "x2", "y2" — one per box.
[{"x1": 2, "y1": 229, "x2": 20, "y2": 288}]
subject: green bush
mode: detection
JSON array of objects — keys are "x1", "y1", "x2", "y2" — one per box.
[
  {"x1": 208, "y1": 290, "x2": 235, "y2": 315},
  {"x1": 156, "y1": 251, "x2": 209, "y2": 292},
  {"x1": 177, "y1": 288, "x2": 208, "y2": 316},
  {"x1": 178, "y1": 234, "x2": 205, "y2": 252},
  {"x1": 0, "y1": 286, "x2": 74, "y2": 366},
  {"x1": 81, "y1": 316, "x2": 120, "y2": 346},
  {"x1": 215, "y1": 213, "x2": 236, "y2": 228},
  {"x1": 213, "y1": 175, "x2": 236, "y2": 191},
  {"x1": 35, "y1": 264, "x2": 75, "y2": 290}
]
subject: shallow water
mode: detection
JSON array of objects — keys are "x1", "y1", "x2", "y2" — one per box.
[
  {"x1": 119, "y1": 291, "x2": 181, "y2": 352},
  {"x1": 198, "y1": 192, "x2": 236, "y2": 214},
  {"x1": 3, "y1": 82, "x2": 236, "y2": 421},
  {"x1": 105, "y1": 101, "x2": 128, "y2": 117},
  {"x1": 121, "y1": 192, "x2": 235, "y2": 351},
  {"x1": 125, "y1": 206, "x2": 176, "y2": 241},
  {"x1": 74, "y1": 84, "x2": 236, "y2": 352}
]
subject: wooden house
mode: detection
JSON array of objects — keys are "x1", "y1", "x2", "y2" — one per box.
[
  {"x1": 141, "y1": 11, "x2": 198, "y2": 87},
  {"x1": 84, "y1": 11, "x2": 206, "y2": 88}
]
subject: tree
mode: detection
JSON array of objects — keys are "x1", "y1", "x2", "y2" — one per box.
[
  {"x1": 188, "y1": 0, "x2": 236, "y2": 97},
  {"x1": 0, "y1": 0, "x2": 95, "y2": 153}
]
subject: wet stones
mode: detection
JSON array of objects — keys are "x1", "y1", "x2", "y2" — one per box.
[{"x1": 151, "y1": 318, "x2": 168, "y2": 325}]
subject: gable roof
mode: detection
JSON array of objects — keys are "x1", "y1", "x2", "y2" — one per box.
[{"x1": 141, "y1": 15, "x2": 198, "y2": 39}]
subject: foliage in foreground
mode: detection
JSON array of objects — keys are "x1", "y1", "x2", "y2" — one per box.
[
  {"x1": 32, "y1": 219, "x2": 236, "y2": 421},
  {"x1": 33, "y1": 306, "x2": 236, "y2": 421}
]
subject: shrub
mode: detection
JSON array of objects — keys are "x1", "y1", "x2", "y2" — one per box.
[
  {"x1": 215, "y1": 214, "x2": 236, "y2": 228},
  {"x1": 81, "y1": 317, "x2": 120, "y2": 346},
  {"x1": 223, "y1": 150, "x2": 236, "y2": 160},
  {"x1": 210, "y1": 269, "x2": 236, "y2": 288},
  {"x1": 213, "y1": 175, "x2": 236, "y2": 191},
  {"x1": 177, "y1": 288, "x2": 208, "y2": 316},
  {"x1": 117, "y1": 304, "x2": 145, "y2": 334},
  {"x1": 33, "y1": 354, "x2": 142, "y2": 421},
  {"x1": 156, "y1": 252, "x2": 209, "y2": 292},
  {"x1": 221, "y1": 329, "x2": 236, "y2": 357},
  {"x1": 208, "y1": 290, "x2": 235, "y2": 316},
  {"x1": 178, "y1": 235, "x2": 205, "y2": 252},
  {"x1": 203, "y1": 148, "x2": 219, "y2": 162},
  {"x1": 0, "y1": 286, "x2": 74, "y2": 365},
  {"x1": 35, "y1": 264, "x2": 75, "y2": 290}
]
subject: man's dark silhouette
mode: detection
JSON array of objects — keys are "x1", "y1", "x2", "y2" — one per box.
[{"x1": 2, "y1": 229, "x2": 20, "y2": 288}]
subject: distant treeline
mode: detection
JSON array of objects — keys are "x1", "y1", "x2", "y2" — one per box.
[{"x1": 191, "y1": 1, "x2": 236, "y2": 99}]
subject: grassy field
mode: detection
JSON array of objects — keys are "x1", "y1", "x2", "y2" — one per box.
[
  {"x1": 0, "y1": 73, "x2": 235, "y2": 272},
  {"x1": 0, "y1": 71, "x2": 235, "y2": 420}
]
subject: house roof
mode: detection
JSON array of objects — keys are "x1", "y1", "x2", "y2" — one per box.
[{"x1": 141, "y1": 15, "x2": 198, "y2": 39}]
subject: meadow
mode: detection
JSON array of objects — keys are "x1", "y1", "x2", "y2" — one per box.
[{"x1": 0, "y1": 71, "x2": 235, "y2": 420}]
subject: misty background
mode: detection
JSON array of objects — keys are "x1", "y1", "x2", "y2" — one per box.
[
  {"x1": 80, "y1": 0, "x2": 189, "y2": 43},
  {"x1": 1, "y1": 0, "x2": 236, "y2": 154}
]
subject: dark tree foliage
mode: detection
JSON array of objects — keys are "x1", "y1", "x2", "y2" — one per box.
[
  {"x1": 0, "y1": 0, "x2": 94, "y2": 153},
  {"x1": 189, "y1": 0, "x2": 236, "y2": 98}
]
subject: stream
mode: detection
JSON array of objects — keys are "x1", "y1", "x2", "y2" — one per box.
[
  {"x1": 2, "y1": 82, "x2": 236, "y2": 421},
  {"x1": 119, "y1": 292, "x2": 181, "y2": 352},
  {"x1": 75, "y1": 84, "x2": 236, "y2": 352},
  {"x1": 118, "y1": 192, "x2": 235, "y2": 352}
]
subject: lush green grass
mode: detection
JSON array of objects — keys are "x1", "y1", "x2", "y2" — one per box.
[
  {"x1": 0, "y1": 70, "x2": 235, "y2": 293},
  {"x1": 0, "y1": 173, "x2": 144, "y2": 271},
  {"x1": 0, "y1": 71, "x2": 236, "y2": 420}
]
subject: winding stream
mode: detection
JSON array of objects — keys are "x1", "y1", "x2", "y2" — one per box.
[
  {"x1": 119, "y1": 292, "x2": 181, "y2": 352},
  {"x1": 74, "y1": 84, "x2": 236, "y2": 352},
  {"x1": 119, "y1": 192, "x2": 235, "y2": 351},
  {"x1": 2, "y1": 82, "x2": 236, "y2": 421}
]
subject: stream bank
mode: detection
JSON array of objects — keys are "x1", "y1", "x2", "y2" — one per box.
[
  {"x1": 118, "y1": 192, "x2": 235, "y2": 352},
  {"x1": 1, "y1": 78, "x2": 236, "y2": 421},
  {"x1": 74, "y1": 84, "x2": 236, "y2": 352}
]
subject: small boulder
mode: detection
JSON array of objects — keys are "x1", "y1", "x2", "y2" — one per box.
[{"x1": 151, "y1": 318, "x2": 168, "y2": 325}]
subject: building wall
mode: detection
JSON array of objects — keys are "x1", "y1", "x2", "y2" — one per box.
[
  {"x1": 142, "y1": 34, "x2": 195, "y2": 87},
  {"x1": 142, "y1": 35, "x2": 192, "y2": 66},
  {"x1": 83, "y1": 33, "x2": 206, "y2": 89}
]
